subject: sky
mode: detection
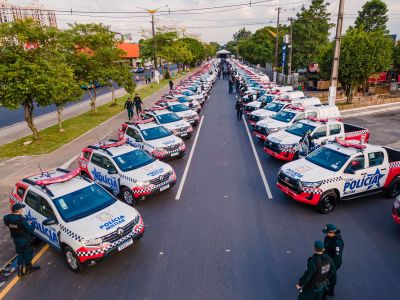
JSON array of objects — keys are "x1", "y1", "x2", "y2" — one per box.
[{"x1": 9, "y1": 0, "x2": 400, "y2": 44}]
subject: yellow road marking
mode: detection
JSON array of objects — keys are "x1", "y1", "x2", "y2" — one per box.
[{"x1": 0, "y1": 244, "x2": 49, "y2": 300}]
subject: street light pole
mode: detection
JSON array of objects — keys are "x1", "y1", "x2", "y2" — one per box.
[
  {"x1": 328, "y1": 0, "x2": 345, "y2": 105},
  {"x1": 288, "y1": 17, "x2": 293, "y2": 84},
  {"x1": 273, "y1": 7, "x2": 281, "y2": 83}
]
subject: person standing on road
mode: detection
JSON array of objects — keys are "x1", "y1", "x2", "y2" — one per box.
[
  {"x1": 4, "y1": 203, "x2": 40, "y2": 277},
  {"x1": 228, "y1": 79, "x2": 234, "y2": 94},
  {"x1": 169, "y1": 80, "x2": 174, "y2": 90},
  {"x1": 323, "y1": 224, "x2": 344, "y2": 296},
  {"x1": 134, "y1": 94, "x2": 143, "y2": 115},
  {"x1": 296, "y1": 241, "x2": 336, "y2": 300},
  {"x1": 235, "y1": 98, "x2": 244, "y2": 121},
  {"x1": 124, "y1": 97, "x2": 134, "y2": 120}
]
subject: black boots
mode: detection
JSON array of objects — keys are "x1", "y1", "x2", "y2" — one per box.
[
  {"x1": 26, "y1": 264, "x2": 40, "y2": 273},
  {"x1": 17, "y1": 265, "x2": 25, "y2": 277}
]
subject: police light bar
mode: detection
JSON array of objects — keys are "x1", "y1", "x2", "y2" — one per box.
[
  {"x1": 335, "y1": 137, "x2": 366, "y2": 150},
  {"x1": 307, "y1": 117, "x2": 328, "y2": 123},
  {"x1": 278, "y1": 98, "x2": 292, "y2": 102},
  {"x1": 146, "y1": 107, "x2": 166, "y2": 111},
  {"x1": 286, "y1": 105, "x2": 305, "y2": 111},
  {"x1": 99, "y1": 139, "x2": 127, "y2": 149},
  {"x1": 35, "y1": 168, "x2": 80, "y2": 185},
  {"x1": 131, "y1": 117, "x2": 156, "y2": 123}
]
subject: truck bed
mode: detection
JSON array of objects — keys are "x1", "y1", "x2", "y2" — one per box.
[
  {"x1": 344, "y1": 123, "x2": 367, "y2": 132},
  {"x1": 383, "y1": 147, "x2": 400, "y2": 163}
]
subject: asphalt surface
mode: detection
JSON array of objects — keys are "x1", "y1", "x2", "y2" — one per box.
[
  {"x1": 4, "y1": 79, "x2": 400, "y2": 300},
  {"x1": 0, "y1": 65, "x2": 178, "y2": 128}
]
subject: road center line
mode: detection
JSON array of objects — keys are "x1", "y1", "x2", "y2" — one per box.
[
  {"x1": 175, "y1": 116, "x2": 205, "y2": 200},
  {"x1": 242, "y1": 117, "x2": 273, "y2": 199}
]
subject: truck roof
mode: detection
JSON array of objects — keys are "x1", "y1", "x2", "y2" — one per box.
[
  {"x1": 325, "y1": 140, "x2": 383, "y2": 156},
  {"x1": 90, "y1": 142, "x2": 137, "y2": 157},
  {"x1": 23, "y1": 169, "x2": 93, "y2": 199}
]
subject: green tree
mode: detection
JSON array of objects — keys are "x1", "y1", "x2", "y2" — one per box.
[
  {"x1": 355, "y1": 0, "x2": 388, "y2": 32},
  {"x1": 393, "y1": 43, "x2": 400, "y2": 74},
  {"x1": 233, "y1": 27, "x2": 252, "y2": 41},
  {"x1": 180, "y1": 38, "x2": 206, "y2": 66},
  {"x1": 65, "y1": 23, "x2": 128, "y2": 112},
  {"x1": 319, "y1": 28, "x2": 393, "y2": 103},
  {"x1": 292, "y1": 0, "x2": 334, "y2": 70},
  {"x1": 0, "y1": 20, "x2": 80, "y2": 139}
]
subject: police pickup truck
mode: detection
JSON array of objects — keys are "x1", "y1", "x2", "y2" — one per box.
[
  {"x1": 155, "y1": 100, "x2": 200, "y2": 126},
  {"x1": 264, "y1": 118, "x2": 370, "y2": 161},
  {"x1": 9, "y1": 168, "x2": 144, "y2": 272},
  {"x1": 245, "y1": 91, "x2": 304, "y2": 116},
  {"x1": 118, "y1": 119, "x2": 186, "y2": 159},
  {"x1": 162, "y1": 94, "x2": 201, "y2": 113},
  {"x1": 249, "y1": 97, "x2": 321, "y2": 126},
  {"x1": 78, "y1": 139, "x2": 176, "y2": 204},
  {"x1": 254, "y1": 105, "x2": 340, "y2": 141},
  {"x1": 277, "y1": 138, "x2": 400, "y2": 213},
  {"x1": 141, "y1": 108, "x2": 194, "y2": 139}
]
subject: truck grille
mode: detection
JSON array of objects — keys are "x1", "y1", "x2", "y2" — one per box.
[
  {"x1": 164, "y1": 143, "x2": 181, "y2": 152},
  {"x1": 278, "y1": 172, "x2": 301, "y2": 194},
  {"x1": 264, "y1": 140, "x2": 281, "y2": 152},
  {"x1": 254, "y1": 126, "x2": 267, "y2": 134},
  {"x1": 149, "y1": 171, "x2": 173, "y2": 185},
  {"x1": 245, "y1": 106, "x2": 257, "y2": 112},
  {"x1": 101, "y1": 216, "x2": 138, "y2": 243},
  {"x1": 249, "y1": 115, "x2": 261, "y2": 122}
]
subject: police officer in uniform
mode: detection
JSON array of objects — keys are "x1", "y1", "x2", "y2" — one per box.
[
  {"x1": 235, "y1": 98, "x2": 244, "y2": 121},
  {"x1": 323, "y1": 224, "x2": 344, "y2": 296},
  {"x1": 296, "y1": 241, "x2": 336, "y2": 300},
  {"x1": 4, "y1": 203, "x2": 40, "y2": 277}
]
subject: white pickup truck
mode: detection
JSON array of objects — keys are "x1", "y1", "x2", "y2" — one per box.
[
  {"x1": 249, "y1": 96, "x2": 321, "y2": 126},
  {"x1": 264, "y1": 119, "x2": 370, "y2": 161},
  {"x1": 277, "y1": 138, "x2": 400, "y2": 213},
  {"x1": 254, "y1": 105, "x2": 341, "y2": 141}
]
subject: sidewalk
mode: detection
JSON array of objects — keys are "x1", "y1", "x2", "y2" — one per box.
[{"x1": 0, "y1": 70, "x2": 195, "y2": 266}]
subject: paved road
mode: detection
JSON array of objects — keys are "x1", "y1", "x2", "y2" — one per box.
[
  {"x1": 0, "y1": 65, "x2": 178, "y2": 129},
  {"x1": 4, "y1": 79, "x2": 400, "y2": 299}
]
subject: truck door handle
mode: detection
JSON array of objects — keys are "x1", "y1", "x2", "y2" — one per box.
[{"x1": 381, "y1": 168, "x2": 387, "y2": 171}]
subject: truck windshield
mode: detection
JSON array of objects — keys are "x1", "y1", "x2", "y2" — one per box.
[
  {"x1": 113, "y1": 149, "x2": 155, "y2": 172},
  {"x1": 169, "y1": 104, "x2": 189, "y2": 112},
  {"x1": 266, "y1": 102, "x2": 285, "y2": 112},
  {"x1": 286, "y1": 122, "x2": 316, "y2": 137},
  {"x1": 182, "y1": 90, "x2": 195, "y2": 96},
  {"x1": 306, "y1": 147, "x2": 350, "y2": 172},
  {"x1": 156, "y1": 113, "x2": 182, "y2": 124},
  {"x1": 177, "y1": 96, "x2": 190, "y2": 103},
  {"x1": 271, "y1": 111, "x2": 296, "y2": 123},
  {"x1": 53, "y1": 184, "x2": 116, "y2": 223},
  {"x1": 141, "y1": 126, "x2": 172, "y2": 140}
]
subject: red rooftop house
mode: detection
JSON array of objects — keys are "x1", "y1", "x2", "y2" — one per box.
[{"x1": 117, "y1": 43, "x2": 140, "y2": 67}]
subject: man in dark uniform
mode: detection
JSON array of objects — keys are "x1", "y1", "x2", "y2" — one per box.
[
  {"x1": 235, "y1": 98, "x2": 244, "y2": 121},
  {"x1": 134, "y1": 93, "x2": 143, "y2": 115},
  {"x1": 323, "y1": 224, "x2": 344, "y2": 296},
  {"x1": 4, "y1": 203, "x2": 40, "y2": 277},
  {"x1": 297, "y1": 240, "x2": 336, "y2": 300},
  {"x1": 124, "y1": 97, "x2": 134, "y2": 120},
  {"x1": 169, "y1": 80, "x2": 174, "y2": 90}
]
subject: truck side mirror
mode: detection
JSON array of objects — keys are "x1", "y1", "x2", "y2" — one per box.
[{"x1": 42, "y1": 218, "x2": 58, "y2": 226}]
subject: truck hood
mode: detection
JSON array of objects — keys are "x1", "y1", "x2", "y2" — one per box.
[
  {"x1": 68, "y1": 200, "x2": 139, "y2": 238},
  {"x1": 163, "y1": 120, "x2": 191, "y2": 130},
  {"x1": 175, "y1": 110, "x2": 196, "y2": 118},
  {"x1": 268, "y1": 131, "x2": 300, "y2": 145},
  {"x1": 123, "y1": 160, "x2": 172, "y2": 182},
  {"x1": 280, "y1": 159, "x2": 336, "y2": 182},
  {"x1": 251, "y1": 109, "x2": 275, "y2": 118},
  {"x1": 247, "y1": 101, "x2": 261, "y2": 108},
  {"x1": 256, "y1": 118, "x2": 289, "y2": 130},
  {"x1": 144, "y1": 135, "x2": 182, "y2": 149}
]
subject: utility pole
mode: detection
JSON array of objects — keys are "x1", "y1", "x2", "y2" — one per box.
[
  {"x1": 273, "y1": 7, "x2": 281, "y2": 83},
  {"x1": 328, "y1": 0, "x2": 345, "y2": 105},
  {"x1": 288, "y1": 17, "x2": 293, "y2": 84}
]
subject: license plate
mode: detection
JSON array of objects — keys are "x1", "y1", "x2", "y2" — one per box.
[
  {"x1": 160, "y1": 184, "x2": 170, "y2": 191},
  {"x1": 170, "y1": 152, "x2": 178, "y2": 157},
  {"x1": 181, "y1": 133, "x2": 187, "y2": 136},
  {"x1": 118, "y1": 239, "x2": 133, "y2": 251}
]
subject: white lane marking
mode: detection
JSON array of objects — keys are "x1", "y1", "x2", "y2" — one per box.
[
  {"x1": 242, "y1": 117, "x2": 273, "y2": 199},
  {"x1": 175, "y1": 116, "x2": 205, "y2": 200}
]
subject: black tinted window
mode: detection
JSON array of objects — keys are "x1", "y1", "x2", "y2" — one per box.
[
  {"x1": 368, "y1": 152, "x2": 384, "y2": 167},
  {"x1": 25, "y1": 191, "x2": 41, "y2": 212},
  {"x1": 91, "y1": 153, "x2": 104, "y2": 167}
]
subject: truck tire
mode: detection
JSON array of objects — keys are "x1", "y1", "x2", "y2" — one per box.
[
  {"x1": 63, "y1": 246, "x2": 83, "y2": 273},
  {"x1": 317, "y1": 191, "x2": 338, "y2": 214},
  {"x1": 121, "y1": 187, "x2": 136, "y2": 206},
  {"x1": 384, "y1": 177, "x2": 400, "y2": 198}
]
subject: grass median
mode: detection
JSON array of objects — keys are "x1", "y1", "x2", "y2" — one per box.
[{"x1": 0, "y1": 75, "x2": 186, "y2": 158}]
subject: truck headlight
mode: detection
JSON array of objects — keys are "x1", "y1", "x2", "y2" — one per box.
[
  {"x1": 301, "y1": 181, "x2": 322, "y2": 188},
  {"x1": 136, "y1": 181, "x2": 148, "y2": 187},
  {"x1": 83, "y1": 238, "x2": 102, "y2": 247}
]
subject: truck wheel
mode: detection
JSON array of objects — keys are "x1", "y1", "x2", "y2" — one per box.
[
  {"x1": 384, "y1": 177, "x2": 400, "y2": 198},
  {"x1": 317, "y1": 191, "x2": 338, "y2": 214},
  {"x1": 63, "y1": 246, "x2": 83, "y2": 273},
  {"x1": 121, "y1": 187, "x2": 136, "y2": 205}
]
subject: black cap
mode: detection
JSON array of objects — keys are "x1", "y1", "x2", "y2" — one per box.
[
  {"x1": 314, "y1": 240, "x2": 325, "y2": 252},
  {"x1": 12, "y1": 203, "x2": 25, "y2": 212},
  {"x1": 322, "y1": 224, "x2": 338, "y2": 234}
]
